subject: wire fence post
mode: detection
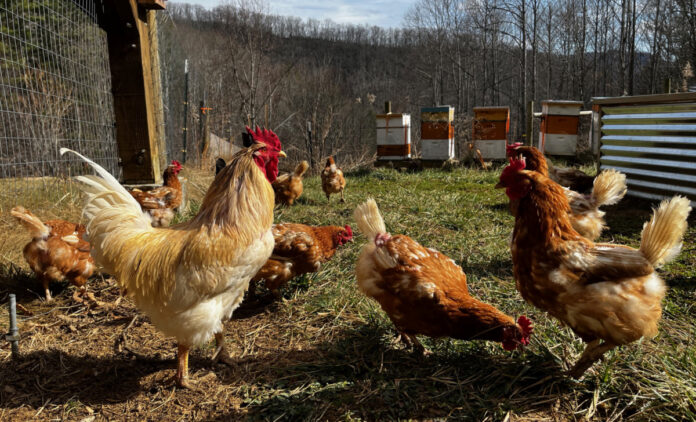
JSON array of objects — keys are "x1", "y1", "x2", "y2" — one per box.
[
  {"x1": 6, "y1": 294, "x2": 19, "y2": 359},
  {"x1": 182, "y1": 59, "x2": 189, "y2": 163}
]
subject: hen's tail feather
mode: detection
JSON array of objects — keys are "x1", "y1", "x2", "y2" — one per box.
[
  {"x1": 11, "y1": 206, "x2": 49, "y2": 239},
  {"x1": 354, "y1": 198, "x2": 387, "y2": 242},
  {"x1": 294, "y1": 160, "x2": 309, "y2": 179},
  {"x1": 591, "y1": 169, "x2": 627, "y2": 207},
  {"x1": 640, "y1": 196, "x2": 691, "y2": 267}
]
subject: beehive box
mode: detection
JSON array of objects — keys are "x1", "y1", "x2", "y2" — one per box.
[
  {"x1": 473, "y1": 107, "x2": 509, "y2": 159},
  {"x1": 421, "y1": 106, "x2": 455, "y2": 160},
  {"x1": 540, "y1": 100, "x2": 583, "y2": 156},
  {"x1": 376, "y1": 113, "x2": 411, "y2": 160}
]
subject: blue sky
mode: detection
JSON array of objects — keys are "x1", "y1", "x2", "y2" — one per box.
[{"x1": 172, "y1": 1, "x2": 415, "y2": 28}]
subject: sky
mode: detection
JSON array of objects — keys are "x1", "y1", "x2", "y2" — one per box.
[{"x1": 173, "y1": 0, "x2": 416, "y2": 29}]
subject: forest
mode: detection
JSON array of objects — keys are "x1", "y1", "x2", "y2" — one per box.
[{"x1": 158, "y1": 0, "x2": 696, "y2": 168}]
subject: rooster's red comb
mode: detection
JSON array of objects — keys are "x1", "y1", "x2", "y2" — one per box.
[
  {"x1": 343, "y1": 225, "x2": 353, "y2": 237},
  {"x1": 506, "y1": 142, "x2": 523, "y2": 157},
  {"x1": 245, "y1": 126, "x2": 282, "y2": 151},
  {"x1": 171, "y1": 160, "x2": 182, "y2": 168}
]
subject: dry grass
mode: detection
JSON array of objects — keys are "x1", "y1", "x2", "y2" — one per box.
[{"x1": 1, "y1": 164, "x2": 695, "y2": 421}]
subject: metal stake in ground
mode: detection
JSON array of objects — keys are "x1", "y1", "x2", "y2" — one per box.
[{"x1": 6, "y1": 294, "x2": 19, "y2": 358}]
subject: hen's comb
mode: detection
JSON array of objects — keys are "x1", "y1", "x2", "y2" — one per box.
[
  {"x1": 171, "y1": 160, "x2": 182, "y2": 168},
  {"x1": 506, "y1": 142, "x2": 523, "y2": 157},
  {"x1": 509, "y1": 156, "x2": 526, "y2": 171},
  {"x1": 245, "y1": 125, "x2": 282, "y2": 151},
  {"x1": 343, "y1": 225, "x2": 353, "y2": 238},
  {"x1": 517, "y1": 315, "x2": 533, "y2": 344}
]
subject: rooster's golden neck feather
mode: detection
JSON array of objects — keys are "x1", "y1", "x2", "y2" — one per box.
[{"x1": 187, "y1": 144, "x2": 274, "y2": 237}]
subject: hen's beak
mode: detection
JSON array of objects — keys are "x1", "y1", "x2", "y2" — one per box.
[
  {"x1": 494, "y1": 182, "x2": 504, "y2": 189},
  {"x1": 279, "y1": 151, "x2": 287, "y2": 158}
]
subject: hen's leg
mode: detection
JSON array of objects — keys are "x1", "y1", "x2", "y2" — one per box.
[
  {"x1": 175, "y1": 343, "x2": 193, "y2": 389},
  {"x1": 326, "y1": 192, "x2": 331, "y2": 202},
  {"x1": 340, "y1": 189, "x2": 345, "y2": 203},
  {"x1": 568, "y1": 340, "x2": 616, "y2": 379},
  {"x1": 394, "y1": 331, "x2": 413, "y2": 348},
  {"x1": 212, "y1": 332, "x2": 237, "y2": 367},
  {"x1": 407, "y1": 334, "x2": 432, "y2": 357},
  {"x1": 72, "y1": 283, "x2": 100, "y2": 307},
  {"x1": 42, "y1": 278, "x2": 52, "y2": 302},
  {"x1": 247, "y1": 280, "x2": 257, "y2": 299}
]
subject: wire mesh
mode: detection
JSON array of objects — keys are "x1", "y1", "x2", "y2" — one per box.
[{"x1": 0, "y1": 0, "x2": 119, "y2": 213}]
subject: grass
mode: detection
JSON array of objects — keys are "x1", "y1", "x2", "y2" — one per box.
[{"x1": 0, "y1": 164, "x2": 695, "y2": 421}]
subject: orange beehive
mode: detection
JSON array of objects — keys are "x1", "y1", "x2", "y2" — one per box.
[
  {"x1": 421, "y1": 106, "x2": 455, "y2": 160},
  {"x1": 540, "y1": 100, "x2": 583, "y2": 156},
  {"x1": 473, "y1": 107, "x2": 509, "y2": 159}
]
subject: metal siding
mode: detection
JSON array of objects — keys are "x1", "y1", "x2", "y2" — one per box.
[{"x1": 596, "y1": 97, "x2": 696, "y2": 203}]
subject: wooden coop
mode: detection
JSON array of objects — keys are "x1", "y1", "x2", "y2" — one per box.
[
  {"x1": 376, "y1": 113, "x2": 412, "y2": 161},
  {"x1": 100, "y1": 0, "x2": 167, "y2": 185},
  {"x1": 472, "y1": 107, "x2": 510, "y2": 159},
  {"x1": 420, "y1": 106, "x2": 455, "y2": 161},
  {"x1": 539, "y1": 100, "x2": 583, "y2": 156}
]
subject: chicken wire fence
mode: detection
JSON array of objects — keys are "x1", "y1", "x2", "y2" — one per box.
[{"x1": 0, "y1": 0, "x2": 119, "y2": 212}]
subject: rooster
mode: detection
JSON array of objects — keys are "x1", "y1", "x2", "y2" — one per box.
[
  {"x1": 272, "y1": 161, "x2": 309, "y2": 206},
  {"x1": 507, "y1": 144, "x2": 626, "y2": 240},
  {"x1": 249, "y1": 223, "x2": 353, "y2": 299},
  {"x1": 353, "y1": 199, "x2": 533, "y2": 355},
  {"x1": 60, "y1": 126, "x2": 285, "y2": 388},
  {"x1": 129, "y1": 160, "x2": 183, "y2": 227},
  {"x1": 321, "y1": 156, "x2": 346, "y2": 203},
  {"x1": 497, "y1": 156, "x2": 691, "y2": 378},
  {"x1": 11, "y1": 207, "x2": 95, "y2": 302}
]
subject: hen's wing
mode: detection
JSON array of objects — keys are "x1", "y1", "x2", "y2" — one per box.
[
  {"x1": 271, "y1": 224, "x2": 323, "y2": 273},
  {"x1": 563, "y1": 243, "x2": 654, "y2": 284},
  {"x1": 375, "y1": 235, "x2": 468, "y2": 301}
]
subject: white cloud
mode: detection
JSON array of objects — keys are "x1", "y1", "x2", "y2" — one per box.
[{"x1": 173, "y1": 0, "x2": 416, "y2": 28}]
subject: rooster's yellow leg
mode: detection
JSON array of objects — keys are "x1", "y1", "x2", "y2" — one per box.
[
  {"x1": 175, "y1": 343, "x2": 192, "y2": 388},
  {"x1": 212, "y1": 333, "x2": 237, "y2": 367}
]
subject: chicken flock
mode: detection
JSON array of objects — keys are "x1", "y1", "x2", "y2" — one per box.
[{"x1": 10, "y1": 130, "x2": 691, "y2": 389}]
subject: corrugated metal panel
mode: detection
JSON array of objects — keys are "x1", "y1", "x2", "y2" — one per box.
[{"x1": 594, "y1": 94, "x2": 696, "y2": 204}]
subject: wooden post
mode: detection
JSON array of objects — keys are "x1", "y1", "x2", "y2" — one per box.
[
  {"x1": 100, "y1": 0, "x2": 165, "y2": 183},
  {"x1": 384, "y1": 101, "x2": 392, "y2": 114},
  {"x1": 525, "y1": 100, "x2": 534, "y2": 146},
  {"x1": 146, "y1": 10, "x2": 166, "y2": 171}
]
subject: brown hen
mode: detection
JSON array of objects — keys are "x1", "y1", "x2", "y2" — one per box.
[
  {"x1": 272, "y1": 160, "x2": 309, "y2": 206},
  {"x1": 321, "y1": 156, "x2": 346, "y2": 203},
  {"x1": 129, "y1": 160, "x2": 183, "y2": 227},
  {"x1": 11, "y1": 207, "x2": 96, "y2": 302},
  {"x1": 249, "y1": 223, "x2": 353, "y2": 298},
  {"x1": 497, "y1": 157, "x2": 690, "y2": 378},
  {"x1": 353, "y1": 199, "x2": 532, "y2": 355}
]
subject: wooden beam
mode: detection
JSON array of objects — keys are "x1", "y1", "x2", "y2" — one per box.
[
  {"x1": 137, "y1": 0, "x2": 166, "y2": 10},
  {"x1": 102, "y1": 0, "x2": 163, "y2": 184}
]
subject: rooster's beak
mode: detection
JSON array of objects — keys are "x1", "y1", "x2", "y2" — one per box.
[
  {"x1": 279, "y1": 151, "x2": 287, "y2": 158},
  {"x1": 494, "y1": 182, "x2": 504, "y2": 189}
]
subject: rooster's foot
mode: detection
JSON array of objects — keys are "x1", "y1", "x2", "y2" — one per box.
[{"x1": 212, "y1": 333, "x2": 238, "y2": 369}]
